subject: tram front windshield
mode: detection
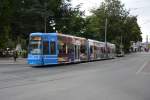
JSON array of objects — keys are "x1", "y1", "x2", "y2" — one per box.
[{"x1": 29, "y1": 36, "x2": 42, "y2": 55}]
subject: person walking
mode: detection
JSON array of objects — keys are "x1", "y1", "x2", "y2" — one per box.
[{"x1": 13, "y1": 50, "x2": 18, "y2": 62}]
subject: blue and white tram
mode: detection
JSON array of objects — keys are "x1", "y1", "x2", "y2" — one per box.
[
  {"x1": 28, "y1": 32, "x2": 116, "y2": 66},
  {"x1": 28, "y1": 33, "x2": 58, "y2": 65}
]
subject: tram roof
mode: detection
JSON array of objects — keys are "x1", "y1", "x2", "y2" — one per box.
[
  {"x1": 30, "y1": 33, "x2": 115, "y2": 46},
  {"x1": 30, "y1": 32, "x2": 57, "y2": 36},
  {"x1": 88, "y1": 39, "x2": 104, "y2": 44},
  {"x1": 57, "y1": 33, "x2": 87, "y2": 40},
  {"x1": 30, "y1": 32, "x2": 86, "y2": 40}
]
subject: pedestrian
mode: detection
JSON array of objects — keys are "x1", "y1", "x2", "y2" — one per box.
[{"x1": 13, "y1": 50, "x2": 18, "y2": 62}]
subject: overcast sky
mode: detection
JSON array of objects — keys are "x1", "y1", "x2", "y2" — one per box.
[{"x1": 71, "y1": 0, "x2": 150, "y2": 42}]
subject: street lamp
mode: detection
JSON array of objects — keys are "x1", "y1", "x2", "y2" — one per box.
[
  {"x1": 105, "y1": 3, "x2": 108, "y2": 58},
  {"x1": 105, "y1": 18, "x2": 108, "y2": 49},
  {"x1": 49, "y1": 19, "x2": 56, "y2": 32}
]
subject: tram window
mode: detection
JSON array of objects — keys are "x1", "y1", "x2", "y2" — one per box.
[
  {"x1": 58, "y1": 43, "x2": 67, "y2": 54},
  {"x1": 43, "y1": 41, "x2": 49, "y2": 55},
  {"x1": 101, "y1": 47, "x2": 103, "y2": 53},
  {"x1": 63, "y1": 44, "x2": 66, "y2": 54},
  {"x1": 81, "y1": 45, "x2": 86, "y2": 53},
  {"x1": 50, "y1": 41, "x2": 56, "y2": 55},
  {"x1": 68, "y1": 44, "x2": 72, "y2": 54},
  {"x1": 90, "y1": 46, "x2": 93, "y2": 53}
]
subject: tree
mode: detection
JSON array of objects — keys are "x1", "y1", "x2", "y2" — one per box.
[
  {"x1": 85, "y1": 0, "x2": 142, "y2": 53},
  {"x1": 0, "y1": 0, "x2": 85, "y2": 50},
  {"x1": 0, "y1": 0, "x2": 16, "y2": 48},
  {"x1": 54, "y1": 3, "x2": 85, "y2": 36},
  {"x1": 122, "y1": 16, "x2": 142, "y2": 52}
]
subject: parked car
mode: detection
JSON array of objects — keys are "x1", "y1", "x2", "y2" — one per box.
[{"x1": 116, "y1": 50, "x2": 124, "y2": 57}]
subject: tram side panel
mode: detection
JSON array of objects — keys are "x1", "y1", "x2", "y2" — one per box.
[
  {"x1": 57, "y1": 34, "x2": 75, "y2": 64},
  {"x1": 57, "y1": 34, "x2": 88, "y2": 64},
  {"x1": 88, "y1": 39, "x2": 108, "y2": 61}
]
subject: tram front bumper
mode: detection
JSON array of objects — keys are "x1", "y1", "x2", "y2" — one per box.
[
  {"x1": 28, "y1": 55, "x2": 43, "y2": 65},
  {"x1": 28, "y1": 59, "x2": 43, "y2": 65}
]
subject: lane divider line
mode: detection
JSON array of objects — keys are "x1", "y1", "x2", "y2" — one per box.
[{"x1": 136, "y1": 61, "x2": 148, "y2": 74}]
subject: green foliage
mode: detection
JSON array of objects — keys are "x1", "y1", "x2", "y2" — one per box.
[
  {"x1": 0, "y1": 0, "x2": 142, "y2": 54},
  {"x1": 0, "y1": 0, "x2": 84, "y2": 50},
  {"x1": 84, "y1": 0, "x2": 142, "y2": 53}
]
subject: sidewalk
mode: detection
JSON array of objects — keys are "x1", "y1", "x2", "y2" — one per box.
[
  {"x1": 0, "y1": 57, "x2": 27, "y2": 64},
  {"x1": 137, "y1": 51, "x2": 150, "y2": 55}
]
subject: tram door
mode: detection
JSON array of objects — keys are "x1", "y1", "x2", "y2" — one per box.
[
  {"x1": 42, "y1": 35, "x2": 57, "y2": 65},
  {"x1": 74, "y1": 45, "x2": 80, "y2": 62}
]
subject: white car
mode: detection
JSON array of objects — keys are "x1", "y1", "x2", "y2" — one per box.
[{"x1": 116, "y1": 51, "x2": 124, "y2": 57}]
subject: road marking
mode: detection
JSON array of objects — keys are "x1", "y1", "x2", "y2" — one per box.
[
  {"x1": 139, "y1": 72, "x2": 150, "y2": 75},
  {"x1": 136, "y1": 61, "x2": 148, "y2": 74}
]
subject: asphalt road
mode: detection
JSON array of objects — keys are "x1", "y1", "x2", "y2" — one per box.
[{"x1": 0, "y1": 52, "x2": 150, "y2": 100}]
